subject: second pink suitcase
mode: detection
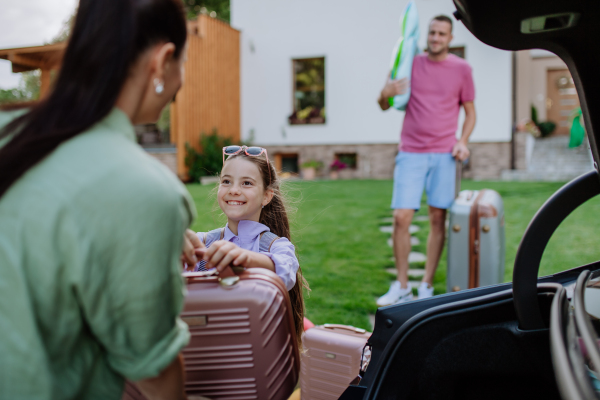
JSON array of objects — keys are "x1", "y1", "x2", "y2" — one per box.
[
  {"x1": 300, "y1": 324, "x2": 371, "y2": 400},
  {"x1": 122, "y1": 267, "x2": 299, "y2": 400}
]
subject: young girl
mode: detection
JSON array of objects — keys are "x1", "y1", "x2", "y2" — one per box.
[{"x1": 194, "y1": 145, "x2": 307, "y2": 348}]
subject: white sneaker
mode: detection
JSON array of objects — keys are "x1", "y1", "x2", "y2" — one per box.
[
  {"x1": 376, "y1": 281, "x2": 413, "y2": 307},
  {"x1": 418, "y1": 282, "x2": 434, "y2": 299}
]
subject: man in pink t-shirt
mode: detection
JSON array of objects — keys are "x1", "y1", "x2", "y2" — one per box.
[{"x1": 376, "y1": 15, "x2": 477, "y2": 306}]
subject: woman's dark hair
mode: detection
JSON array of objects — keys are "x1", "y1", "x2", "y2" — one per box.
[
  {"x1": 223, "y1": 154, "x2": 309, "y2": 351},
  {"x1": 0, "y1": 0, "x2": 187, "y2": 198}
]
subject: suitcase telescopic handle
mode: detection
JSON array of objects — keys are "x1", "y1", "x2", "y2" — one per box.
[{"x1": 323, "y1": 323, "x2": 367, "y2": 334}]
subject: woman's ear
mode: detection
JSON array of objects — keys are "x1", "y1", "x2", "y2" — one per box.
[
  {"x1": 263, "y1": 188, "x2": 275, "y2": 206},
  {"x1": 150, "y1": 42, "x2": 176, "y2": 91}
]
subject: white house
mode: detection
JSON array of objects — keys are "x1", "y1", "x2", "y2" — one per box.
[{"x1": 230, "y1": 0, "x2": 579, "y2": 179}]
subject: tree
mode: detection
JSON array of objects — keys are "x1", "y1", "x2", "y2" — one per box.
[
  {"x1": 0, "y1": 70, "x2": 41, "y2": 105},
  {"x1": 184, "y1": 0, "x2": 230, "y2": 22}
]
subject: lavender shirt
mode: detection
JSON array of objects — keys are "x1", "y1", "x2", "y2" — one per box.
[{"x1": 196, "y1": 220, "x2": 299, "y2": 290}]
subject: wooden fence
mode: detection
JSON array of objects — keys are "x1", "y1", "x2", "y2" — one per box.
[{"x1": 171, "y1": 16, "x2": 240, "y2": 179}]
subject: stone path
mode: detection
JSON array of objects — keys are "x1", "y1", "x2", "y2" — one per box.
[
  {"x1": 379, "y1": 225, "x2": 420, "y2": 234},
  {"x1": 380, "y1": 215, "x2": 429, "y2": 223},
  {"x1": 380, "y1": 216, "x2": 427, "y2": 302},
  {"x1": 370, "y1": 216, "x2": 430, "y2": 329},
  {"x1": 386, "y1": 237, "x2": 420, "y2": 247},
  {"x1": 385, "y1": 268, "x2": 425, "y2": 277},
  {"x1": 380, "y1": 217, "x2": 427, "y2": 266}
]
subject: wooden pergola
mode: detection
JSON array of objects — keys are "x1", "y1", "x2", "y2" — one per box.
[{"x1": 0, "y1": 43, "x2": 66, "y2": 97}]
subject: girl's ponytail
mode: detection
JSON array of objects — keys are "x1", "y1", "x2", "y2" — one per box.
[{"x1": 0, "y1": 0, "x2": 187, "y2": 198}]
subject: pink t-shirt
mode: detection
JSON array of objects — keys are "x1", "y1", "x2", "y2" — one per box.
[{"x1": 400, "y1": 53, "x2": 475, "y2": 153}]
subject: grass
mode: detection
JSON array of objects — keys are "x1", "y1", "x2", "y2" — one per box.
[{"x1": 186, "y1": 179, "x2": 600, "y2": 331}]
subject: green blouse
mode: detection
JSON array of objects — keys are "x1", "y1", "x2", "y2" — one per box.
[{"x1": 0, "y1": 108, "x2": 195, "y2": 399}]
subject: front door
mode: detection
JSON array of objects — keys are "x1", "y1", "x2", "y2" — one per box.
[{"x1": 546, "y1": 68, "x2": 580, "y2": 135}]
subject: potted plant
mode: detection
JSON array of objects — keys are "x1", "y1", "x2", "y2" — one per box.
[
  {"x1": 329, "y1": 159, "x2": 347, "y2": 180},
  {"x1": 300, "y1": 160, "x2": 322, "y2": 180}
]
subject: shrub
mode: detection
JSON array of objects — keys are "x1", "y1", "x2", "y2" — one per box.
[
  {"x1": 329, "y1": 159, "x2": 347, "y2": 171},
  {"x1": 300, "y1": 160, "x2": 323, "y2": 170},
  {"x1": 185, "y1": 129, "x2": 233, "y2": 182},
  {"x1": 530, "y1": 104, "x2": 557, "y2": 138},
  {"x1": 538, "y1": 121, "x2": 557, "y2": 137},
  {"x1": 531, "y1": 104, "x2": 539, "y2": 126}
]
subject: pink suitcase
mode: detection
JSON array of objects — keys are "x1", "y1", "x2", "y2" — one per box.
[
  {"x1": 122, "y1": 267, "x2": 300, "y2": 400},
  {"x1": 300, "y1": 324, "x2": 371, "y2": 400}
]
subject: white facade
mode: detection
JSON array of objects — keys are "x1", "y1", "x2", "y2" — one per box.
[{"x1": 231, "y1": 0, "x2": 512, "y2": 146}]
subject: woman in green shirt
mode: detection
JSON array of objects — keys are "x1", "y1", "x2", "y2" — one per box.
[{"x1": 0, "y1": 1, "x2": 200, "y2": 399}]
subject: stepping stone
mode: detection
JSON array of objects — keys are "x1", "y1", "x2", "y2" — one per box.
[
  {"x1": 386, "y1": 268, "x2": 425, "y2": 277},
  {"x1": 386, "y1": 236, "x2": 420, "y2": 247},
  {"x1": 379, "y1": 225, "x2": 419, "y2": 234},
  {"x1": 379, "y1": 225, "x2": 393, "y2": 234},
  {"x1": 380, "y1": 217, "x2": 394, "y2": 224},
  {"x1": 414, "y1": 215, "x2": 429, "y2": 222},
  {"x1": 368, "y1": 314, "x2": 376, "y2": 330},
  {"x1": 409, "y1": 280, "x2": 422, "y2": 287},
  {"x1": 388, "y1": 252, "x2": 427, "y2": 263},
  {"x1": 409, "y1": 252, "x2": 426, "y2": 263}
]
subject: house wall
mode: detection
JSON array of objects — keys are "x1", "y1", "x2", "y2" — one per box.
[
  {"x1": 231, "y1": 0, "x2": 512, "y2": 148},
  {"x1": 516, "y1": 50, "x2": 568, "y2": 124}
]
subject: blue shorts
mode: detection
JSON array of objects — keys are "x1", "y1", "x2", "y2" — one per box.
[{"x1": 391, "y1": 152, "x2": 456, "y2": 210}]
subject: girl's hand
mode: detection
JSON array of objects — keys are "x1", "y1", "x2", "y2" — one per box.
[
  {"x1": 202, "y1": 240, "x2": 252, "y2": 273},
  {"x1": 181, "y1": 229, "x2": 205, "y2": 271}
]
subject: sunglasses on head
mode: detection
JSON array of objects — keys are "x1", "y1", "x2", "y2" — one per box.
[{"x1": 222, "y1": 145, "x2": 271, "y2": 183}]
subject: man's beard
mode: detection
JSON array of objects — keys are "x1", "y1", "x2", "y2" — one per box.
[{"x1": 427, "y1": 44, "x2": 449, "y2": 56}]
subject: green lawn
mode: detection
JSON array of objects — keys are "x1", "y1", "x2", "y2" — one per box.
[{"x1": 187, "y1": 179, "x2": 600, "y2": 330}]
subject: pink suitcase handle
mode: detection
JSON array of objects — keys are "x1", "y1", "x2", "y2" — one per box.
[
  {"x1": 323, "y1": 323, "x2": 367, "y2": 334},
  {"x1": 183, "y1": 266, "x2": 245, "y2": 287}
]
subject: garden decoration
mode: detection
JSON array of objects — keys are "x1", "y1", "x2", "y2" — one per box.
[
  {"x1": 569, "y1": 107, "x2": 585, "y2": 148},
  {"x1": 388, "y1": 0, "x2": 419, "y2": 110}
]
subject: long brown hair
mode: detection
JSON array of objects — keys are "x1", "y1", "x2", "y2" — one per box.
[
  {"x1": 224, "y1": 153, "x2": 308, "y2": 350},
  {"x1": 0, "y1": 0, "x2": 187, "y2": 198}
]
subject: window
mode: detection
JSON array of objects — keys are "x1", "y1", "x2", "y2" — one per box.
[
  {"x1": 335, "y1": 153, "x2": 357, "y2": 170},
  {"x1": 274, "y1": 153, "x2": 299, "y2": 174},
  {"x1": 289, "y1": 57, "x2": 325, "y2": 125},
  {"x1": 449, "y1": 46, "x2": 465, "y2": 59},
  {"x1": 424, "y1": 46, "x2": 465, "y2": 59}
]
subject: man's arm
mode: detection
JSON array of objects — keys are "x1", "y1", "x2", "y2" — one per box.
[
  {"x1": 135, "y1": 353, "x2": 187, "y2": 400},
  {"x1": 452, "y1": 101, "x2": 476, "y2": 161},
  {"x1": 378, "y1": 78, "x2": 408, "y2": 111}
]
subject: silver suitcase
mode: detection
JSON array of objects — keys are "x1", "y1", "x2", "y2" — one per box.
[{"x1": 447, "y1": 189, "x2": 505, "y2": 293}]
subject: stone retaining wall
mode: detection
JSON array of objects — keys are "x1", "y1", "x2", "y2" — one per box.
[
  {"x1": 144, "y1": 146, "x2": 177, "y2": 176},
  {"x1": 264, "y1": 141, "x2": 518, "y2": 180}
]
